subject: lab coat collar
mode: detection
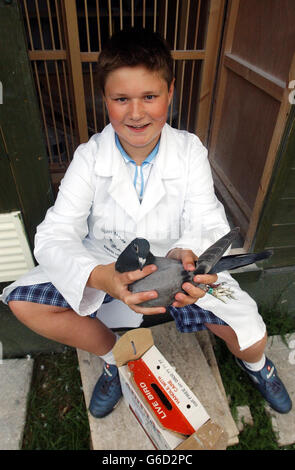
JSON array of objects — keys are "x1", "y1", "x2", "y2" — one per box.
[
  {"x1": 94, "y1": 123, "x2": 180, "y2": 178},
  {"x1": 94, "y1": 124, "x2": 181, "y2": 221}
]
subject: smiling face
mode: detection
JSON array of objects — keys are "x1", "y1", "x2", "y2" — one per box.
[{"x1": 104, "y1": 65, "x2": 174, "y2": 164}]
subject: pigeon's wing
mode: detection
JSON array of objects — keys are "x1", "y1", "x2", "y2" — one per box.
[
  {"x1": 208, "y1": 250, "x2": 273, "y2": 274},
  {"x1": 194, "y1": 227, "x2": 240, "y2": 274}
]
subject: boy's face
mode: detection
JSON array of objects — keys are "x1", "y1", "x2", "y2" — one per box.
[{"x1": 104, "y1": 65, "x2": 174, "y2": 162}]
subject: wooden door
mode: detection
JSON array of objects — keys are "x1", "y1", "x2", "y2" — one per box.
[{"x1": 208, "y1": 0, "x2": 295, "y2": 250}]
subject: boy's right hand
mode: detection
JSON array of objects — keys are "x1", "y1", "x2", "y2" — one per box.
[{"x1": 87, "y1": 263, "x2": 166, "y2": 315}]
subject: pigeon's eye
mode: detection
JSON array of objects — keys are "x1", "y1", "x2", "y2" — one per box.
[{"x1": 134, "y1": 244, "x2": 139, "y2": 253}]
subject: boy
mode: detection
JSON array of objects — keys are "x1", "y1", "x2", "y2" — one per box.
[{"x1": 1, "y1": 29, "x2": 291, "y2": 419}]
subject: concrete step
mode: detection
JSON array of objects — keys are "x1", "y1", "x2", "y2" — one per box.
[
  {"x1": 264, "y1": 332, "x2": 295, "y2": 446},
  {"x1": 0, "y1": 357, "x2": 34, "y2": 450},
  {"x1": 1, "y1": 330, "x2": 292, "y2": 450},
  {"x1": 77, "y1": 322, "x2": 239, "y2": 450}
]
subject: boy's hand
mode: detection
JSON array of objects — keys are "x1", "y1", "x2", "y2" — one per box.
[
  {"x1": 87, "y1": 263, "x2": 166, "y2": 315},
  {"x1": 166, "y1": 248, "x2": 218, "y2": 308}
]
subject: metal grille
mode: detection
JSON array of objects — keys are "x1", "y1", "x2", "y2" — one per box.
[
  {"x1": 21, "y1": 0, "x2": 225, "y2": 178},
  {"x1": 22, "y1": 0, "x2": 76, "y2": 171}
]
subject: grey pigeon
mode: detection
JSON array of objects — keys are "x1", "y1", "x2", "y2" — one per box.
[{"x1": 115, "y1": 227, "x2": 272, "y2": 308}]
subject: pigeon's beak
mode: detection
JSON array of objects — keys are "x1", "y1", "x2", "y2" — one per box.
[{"x1": 138, "y1": 257, "x2": 146, "y2": 270}]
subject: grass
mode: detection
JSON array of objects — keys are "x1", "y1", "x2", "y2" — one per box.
[
  {"x1": 214, "y1": 338, "x2": 294, "y2": 450},
  {"x1": 21, "y1": 304, "x2": 295, "y2": 451},
  {"x1": 214, "y1": 303, "x2": 295, "y2": 451},
  {"x1": 22, "y1": 348, "x2": 90, "y2": 450}
]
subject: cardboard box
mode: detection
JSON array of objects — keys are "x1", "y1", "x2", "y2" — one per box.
[{"x1": 113, "y1": 328, "x2": 228, "y2": 450}]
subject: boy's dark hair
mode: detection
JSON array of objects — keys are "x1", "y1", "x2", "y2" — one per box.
[{"x1": 97, "y1": 28, "x2": 174, "y2": 93}]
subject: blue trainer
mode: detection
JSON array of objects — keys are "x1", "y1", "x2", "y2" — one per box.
[
  {"x1": 236, "y1": 356, "x2": 292, "y2": 414},
  {"x1": 89, "y1": 363, "x2": 122, "y2": 418}
]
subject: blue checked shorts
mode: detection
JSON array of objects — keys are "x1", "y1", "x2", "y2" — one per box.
[{"x1": 6, "y1": 282, "x2": 228, "y2": 332}]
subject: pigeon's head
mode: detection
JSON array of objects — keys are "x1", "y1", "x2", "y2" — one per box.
[
  {"x1": 130, "y1": 238, "x2": 151, "y2": 270},
  {"x1": 115, "y1": 237, "x2": 151, "y2": 273}
]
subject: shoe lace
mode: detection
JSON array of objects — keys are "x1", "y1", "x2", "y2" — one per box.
[
  {"x1": 100, "y1": 369, "x2": 119, "y2": 394},
  {"x1": 265, "y1": 374, "x2": 283, "y2": 395}
]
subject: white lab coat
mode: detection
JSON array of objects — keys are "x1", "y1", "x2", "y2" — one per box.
[{"x1": 1, "y1": 124, "x2": 265, "y2": 349}]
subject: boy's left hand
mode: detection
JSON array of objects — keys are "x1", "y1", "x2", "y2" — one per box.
[{"x1": 166, "y1": 248, "x2": 218, "y2": 308}]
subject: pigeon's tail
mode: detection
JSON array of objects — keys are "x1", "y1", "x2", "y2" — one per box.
[
  {"x1": 194, "y1": 227, "x2": 240, "y2": 275},
  {"x1": 208, "y1": 250, "x2": 273, "y2": 274}
]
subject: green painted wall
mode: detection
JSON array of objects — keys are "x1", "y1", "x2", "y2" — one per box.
[
  {"x1": 253, "y1": 107, "x2": 295, "y2": 268},
  {"x1": 0, "y1": 0, "x2": 54, "y2": 249}
]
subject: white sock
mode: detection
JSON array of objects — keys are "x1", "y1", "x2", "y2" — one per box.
[
  {"x1": 99, "y1": 333, "x2": 120, "y2": 366},
  {"x1": 242, "y1": 354, "x2": 266, "y2": 372}
]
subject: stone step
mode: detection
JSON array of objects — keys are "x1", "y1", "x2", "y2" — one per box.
[
  {"x1": 264, "y1": 333, "x2": 295, "y2": 447},
  {"x1": 1, "y1": 331, "x2": 293, "y2": 450},
  {"x1": 77, "y1": 322, "x2": 239, "y2": 450},
  {"x1": 0, "y1": 358, "x2": 34, "y2": 450}
]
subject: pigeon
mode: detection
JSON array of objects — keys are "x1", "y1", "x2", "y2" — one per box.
[{"x1": 115, "y1": 227, "x2": 272, "y2": 308}]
